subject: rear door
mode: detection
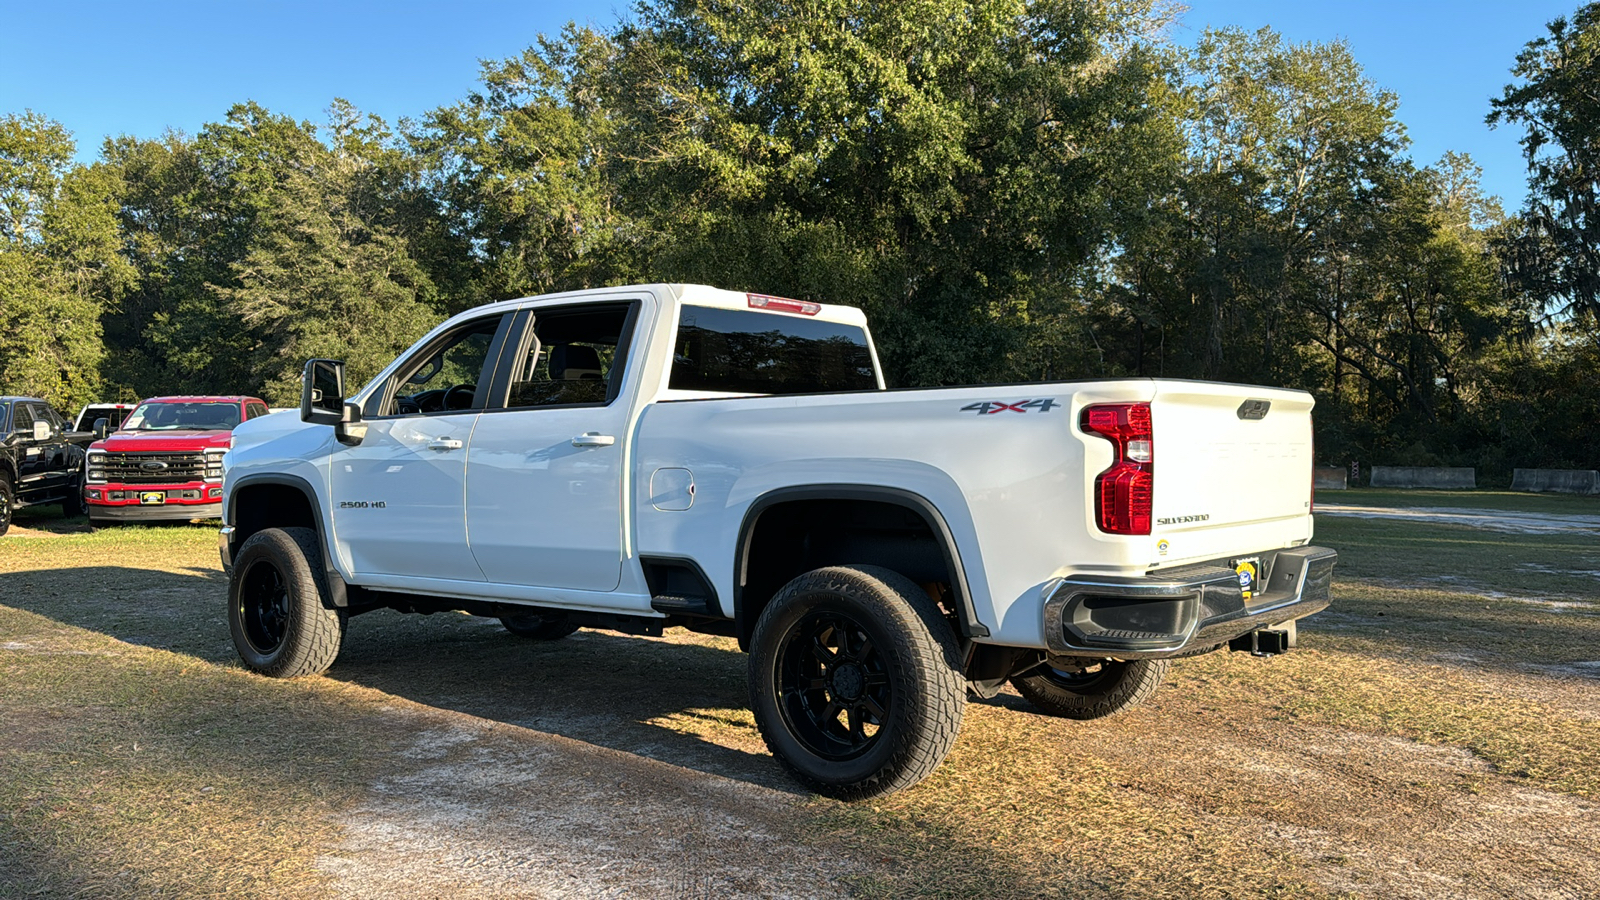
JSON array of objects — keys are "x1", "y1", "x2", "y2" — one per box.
[{"x1": 464, "y1": 300, "x2": 641, "y2": 591}]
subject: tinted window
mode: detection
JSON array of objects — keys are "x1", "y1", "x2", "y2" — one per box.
[
  {"x1": 670, "y1": 306, "x2": 877, "y2": 395},
  {"x1": 12, "y1": 403, "x2": 35, "y2": 432},
  {"x1": 247, "y1": 403, "x2": 270, "y2": 419},
  {"x1": 504, "y1": 305, "x2": 633, "y2": 409}
]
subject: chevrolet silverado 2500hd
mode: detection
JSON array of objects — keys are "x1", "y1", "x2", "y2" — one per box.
[{"x1": 218, "y1": 283, "x2": 1336, "y2": 798}]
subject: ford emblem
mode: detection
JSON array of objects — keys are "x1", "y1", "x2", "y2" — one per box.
[{"x1": 140, "y1": 460, "x2": 169, "y2": 471}]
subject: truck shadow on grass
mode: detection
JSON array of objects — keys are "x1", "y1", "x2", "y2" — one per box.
[
  {"x1": 2, "y1": 563, "x2": 792, "y2": 793},
  {"x1": 328, "y1": 610, "x2": 797, "y2": 792}
]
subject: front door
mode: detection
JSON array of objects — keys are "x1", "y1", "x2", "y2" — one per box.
[
  {"x1": 11, "y1": 403, "x2": 52, "y2": 498},
  {"x1": 330, "y1": 312, "x2": 513, "y2": 583},
  {"x1": 465, "y1": 302, "x2": 639, "y2": 591}
]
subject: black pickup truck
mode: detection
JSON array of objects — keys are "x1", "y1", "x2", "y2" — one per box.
[{"x1": 1, "y1": 396, "x2": 92, "y2": 535}]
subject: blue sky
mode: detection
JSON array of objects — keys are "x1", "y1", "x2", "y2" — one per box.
[{"x1": 0, "y1": 0, "x2": 1578, "y2": 209}]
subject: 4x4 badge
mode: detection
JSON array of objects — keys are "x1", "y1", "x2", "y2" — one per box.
[{"x1": 960, "y1": 398, "x2": 1059, "y2": 415}]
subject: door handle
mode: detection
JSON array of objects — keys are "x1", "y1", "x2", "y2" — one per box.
[
  {"x1": 426, "y1": 438, "x2": 464, "y2": 451},
  {"x1": 571, "y1": 432, "x2": 616, "y2": 448}
]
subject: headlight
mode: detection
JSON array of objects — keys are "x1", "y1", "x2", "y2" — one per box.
[
  {"x1": 86, "y1": 450, "x2": 107, "y2": 484},
  {"x1": 204, "y1": 449, "x2": 226, "y2": 482}
]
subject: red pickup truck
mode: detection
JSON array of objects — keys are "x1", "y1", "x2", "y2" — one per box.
[{"x1": 85, "y1": 395, "x2": 270, "y2": 525}]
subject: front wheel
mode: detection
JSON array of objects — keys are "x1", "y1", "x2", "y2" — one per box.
[
  {"x1": 228, "y1": 527, "x2": 345, "y2": 677},
  {"x1": 1009, "y1": 658, "x2": 1168, "y2": 720},
  {"x1": 748, "y1": 565, "x2": 965, "y2": 800},
  {"x1": 0, "y1": 472, "x2": 13, "y2": 536}
]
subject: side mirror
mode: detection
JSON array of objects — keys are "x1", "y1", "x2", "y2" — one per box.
[
  {"x1": 94, "y1": 417, "x2": 110, "y2": 439},
  {"x1": 301, "y1": 358, "x2": 346, "y2": 426},
  {"x1": 33, "y1": 420, "x2": 51, "y2": 441}
]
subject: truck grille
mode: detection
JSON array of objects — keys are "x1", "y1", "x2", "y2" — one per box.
[{"x1": 96, "y1": 451, "x2": 209, "y2": 484}]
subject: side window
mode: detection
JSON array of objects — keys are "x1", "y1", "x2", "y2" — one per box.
[
  {"x1": 503, "y1": 304, "x2": 634, "y2": 409},
  {"x1": 382, "y1": 314, "x2": 510, "y2": 416},
  {"x1": 13, "y1": 403, "x2": 36, "y2": 434},
  {"x1": 670, "y1": 305, "x2": 877, "y2": 395},
  {"x1": 246, "y1": 403, "x2": 269, "y2": 420}
]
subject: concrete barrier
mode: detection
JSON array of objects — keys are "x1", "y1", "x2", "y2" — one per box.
[
  {"x1": 1313, "y1": 467, "x2": 1348, "y2": 490},
  {"x1": 1369, "y1": 466, "x2": 1476, "y2": 489},
  {"x1": 1511, "y1": 468, "x2": 1600, "y2": 495}
]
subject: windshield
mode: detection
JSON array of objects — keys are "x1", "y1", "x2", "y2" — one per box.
[{"x1": 122, "y1": 401, "x2": 241, "y2": 431}]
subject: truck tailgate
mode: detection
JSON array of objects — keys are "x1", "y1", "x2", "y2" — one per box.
[{"x1": 1148, "y1": 382, "x2": 1314, "y2": 565}]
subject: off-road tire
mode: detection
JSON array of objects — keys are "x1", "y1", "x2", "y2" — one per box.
[
  {"x1": 0, "y1": 471, "x2": 13, "y2": 536},
  {"x1": 1010, "y1": 658, "x2": 1168, "y2": 720},
  {"x1": 60, "y1": 471, "x2": 88, "y2": 518},
  {"x1": 748, "y1": 565, "x2": 965, "y2": 800},
  {"x1": 228, "y1": 527, "x2": 345, "y2": 678},
  {"x1": 499, "y1": 610, "x2": 580, "y2": 640}
]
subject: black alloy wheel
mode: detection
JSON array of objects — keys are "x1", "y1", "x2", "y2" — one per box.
[
  {"x1": 748, "y1": 565, "x2": 965, "y2": 799},
  {"x1": 237, "y1": 558, "x2": 290, "y2": 656},
  {"x1": 61, "y1": 472, "x2": 89, "y2": 518},
  {"x1": 775, "y1": 609, "x2": 893, "y2": 762}
]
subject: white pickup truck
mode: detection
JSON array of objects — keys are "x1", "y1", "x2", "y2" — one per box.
[{"x1": 219, "y1": 283, "x2": 1335, "y2": 798}]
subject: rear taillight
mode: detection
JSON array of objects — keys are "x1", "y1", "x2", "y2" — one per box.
[{"x1": 1082, "y1": 402, "x2": 1153, "y2": 535}]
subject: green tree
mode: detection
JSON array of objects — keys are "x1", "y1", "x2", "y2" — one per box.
[
  {"x1": 1108, "y1": 27, "x2": 1407, "y2": 386},
  {"x1": 411, "y1": 26, "x2": 637, "y2": 311},
  {"x1": 1489, "y1": 1, "x2": 1600, "y2": 331},
  {"x1": 203, "y1": 102, "x2": 437, "y2": 403},
  {"x1": 595, "y1": 0, "x2": 1178, "y2": 385},
  {"x1": 0, "y1": 112, "x2": 131, "y2": 408}
]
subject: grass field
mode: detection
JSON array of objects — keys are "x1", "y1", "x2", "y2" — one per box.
[{"x1": 2, "y1": 490, "x2": 1598, "y2": 898}]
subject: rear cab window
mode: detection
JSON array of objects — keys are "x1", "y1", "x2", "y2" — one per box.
[{"x1": 668, "y1": 305, "x2": 879, "y2": 397}]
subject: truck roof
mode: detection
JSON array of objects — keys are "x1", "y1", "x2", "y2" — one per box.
[
  {"x1": 479, "y1": 283, "x2": 870, "y2": 328},
  {"x1": 137, "y1": 395, "x2": 261, "y2": 404}
]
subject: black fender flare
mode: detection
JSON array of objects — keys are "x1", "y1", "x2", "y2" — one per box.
[
  {"x1": 733, "y1": 484, "x2": 988, "y2": 645},
  {"x1": 227, "y1": 472, "x2": 349, "y2": 607}
]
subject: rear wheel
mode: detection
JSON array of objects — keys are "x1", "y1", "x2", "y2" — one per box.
[
  {"x1": 1010, "y1": 658, "x2": 1168, "y2": 720},
  {"x1": 228, "y1": 527, "x2": 345, "y2": 677},
  {"x1": 748, "y1": 565, "x2": 965, "y2": 800},
  {"x1": 499, "y1": 610, "x2": 580, "y2": 640},
  {"x1": 60, "y1": 472, "x2": 88, "y2": 518}
]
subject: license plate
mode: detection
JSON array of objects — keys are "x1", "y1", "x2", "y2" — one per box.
[
  {"x1": 139, "y1": 491, "x2": 167, "y2": 506},
  {"x1": 1232, "y1": 557, "x2": 1261, "y2": 600}
]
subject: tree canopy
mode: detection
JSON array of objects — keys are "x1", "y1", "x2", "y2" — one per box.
[{"x1": 0, "y1": 0, "x2": 1594, "y2": 477}]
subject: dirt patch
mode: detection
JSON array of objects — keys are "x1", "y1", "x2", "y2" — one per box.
[
  {"x1": 321, "y1": 714, "x2": 867, "y2": 899},
  {"x1": 1062, "y1": 702, "x2": 1600, "y2": 900}
]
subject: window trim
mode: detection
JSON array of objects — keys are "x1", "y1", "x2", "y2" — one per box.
[
  {"x1": 481, "y1": 300, "x2": 642, "y2": 414},
  {"x1": 362, "y1": 311, "x2": 517, "y2": 420}
]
